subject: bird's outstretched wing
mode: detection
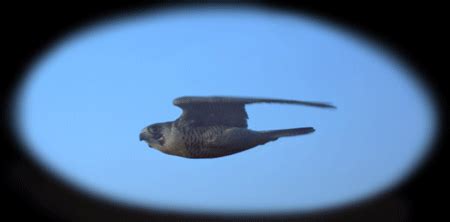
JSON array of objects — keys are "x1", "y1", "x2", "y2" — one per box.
[{"x1": 173, "y1": 96, "x2": 335, "y2": 128}]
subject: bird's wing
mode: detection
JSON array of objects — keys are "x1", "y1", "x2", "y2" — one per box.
[{"x1": 173, "y1": 96, "x2": 335, "y2": 128}]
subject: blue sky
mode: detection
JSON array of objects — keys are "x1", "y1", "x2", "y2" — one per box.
[{"x1": 15, "y1": 7, "x2": 437, "y2": 214}]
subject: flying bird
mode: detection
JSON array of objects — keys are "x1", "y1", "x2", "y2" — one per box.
[{"x1": 139, "y1": 96, "x2": 335, "y2": 158}]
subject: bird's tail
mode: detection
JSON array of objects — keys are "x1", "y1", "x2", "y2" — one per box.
[{"x1": 260, "y1": 127, "x2": 315, "y2": 140}]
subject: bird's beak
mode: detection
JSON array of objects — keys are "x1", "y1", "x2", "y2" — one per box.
[{"x1": 139, "y1": 132, "x2": 147, "y2": 141}]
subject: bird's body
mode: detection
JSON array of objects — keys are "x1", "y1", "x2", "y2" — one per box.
[
  {"x1": 158, "y1": 123, "x2": 275, "y2": 158},
  {"x1": 140, "y1": 96, "x2": 335, "y2": 158}
]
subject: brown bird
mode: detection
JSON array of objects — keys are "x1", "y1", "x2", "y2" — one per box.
[{"x1": 139, "y1": 96, "x2": 335, "y2": 158}]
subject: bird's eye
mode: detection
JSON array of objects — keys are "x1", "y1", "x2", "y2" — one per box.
[
  {"x1": 156, "y1": 136, "x2": 165, "y2": 145},
  {"x1": 152, "y1": 131, "x2": 162, "y2": 140}
]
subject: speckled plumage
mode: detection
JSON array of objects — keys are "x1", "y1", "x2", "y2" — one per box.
[{"x1": 139, "y1": 96, "x2": 335, "y2": 158}]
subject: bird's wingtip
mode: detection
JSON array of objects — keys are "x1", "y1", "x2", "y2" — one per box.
[{"x1": 327, "y1": 104, "x2": 337, "y2": 109}]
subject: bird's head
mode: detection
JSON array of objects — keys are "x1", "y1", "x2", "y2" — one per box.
[{"x1": 139, "y1": 122, "x2": 172, "y2": 149}]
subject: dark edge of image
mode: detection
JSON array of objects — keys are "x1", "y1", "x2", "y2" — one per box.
[{"x1": 2, "y1": 1, "x2": 447, "y2": 222}]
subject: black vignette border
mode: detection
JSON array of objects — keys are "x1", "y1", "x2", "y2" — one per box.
[{"x1": 2, "y1": 1, "x2": 447, "y2": 222}]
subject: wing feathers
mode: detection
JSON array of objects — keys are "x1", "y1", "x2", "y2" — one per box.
[
  {"x1": 173, "y1": 96, "x2": 335, "y2": 128},
  {"x1": 174, "y1": 96, "x2": 336, "y2": 109}
]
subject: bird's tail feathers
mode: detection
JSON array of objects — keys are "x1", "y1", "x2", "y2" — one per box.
[{"x1": 260, "y1": 127, "x2": 315, "y2": 140}]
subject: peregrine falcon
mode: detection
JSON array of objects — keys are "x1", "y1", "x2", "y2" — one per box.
[{"x1": 139, "y1": 96, "x2": 335, "y2": 158}]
